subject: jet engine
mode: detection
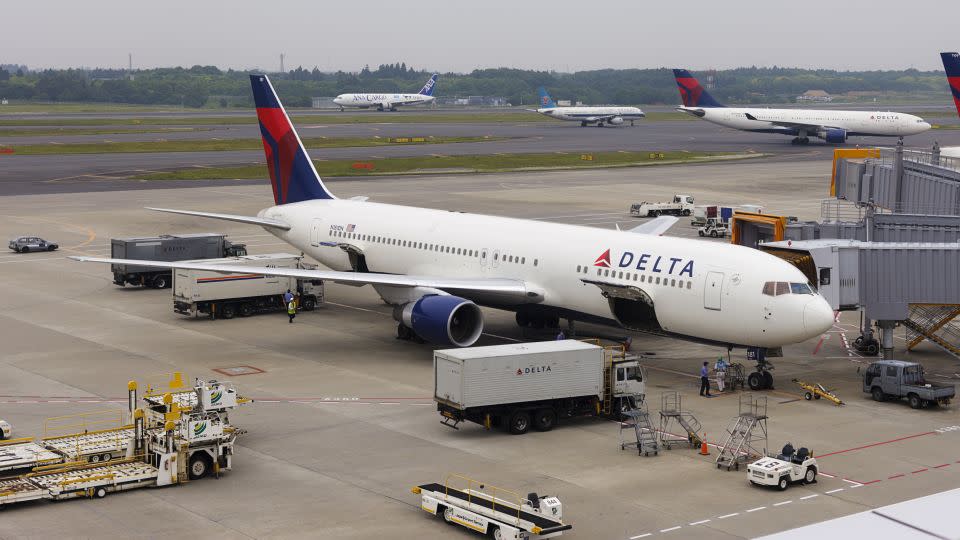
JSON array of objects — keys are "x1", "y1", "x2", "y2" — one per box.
[
  {"x1": 608, "y1": 116, "x2": 624, "y2": 125},
  {"x1": 820, "y1": 128, "x2": 847, "y2": 143},
  {"x1": 396, "y1": 294, "x2": 484, "y2": 347}
]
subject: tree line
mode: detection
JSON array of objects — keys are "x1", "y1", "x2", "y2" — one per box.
[{"x1": 0, "y1": 63, "x2": 949, "y2": 108}]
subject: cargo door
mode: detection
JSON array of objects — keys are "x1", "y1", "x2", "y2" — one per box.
[
  {"x1": 704, "y1": 271, "x2": 724, "y2": 311},
  {"x1": 310, "y1": 219, "x2": 323, "y2": 247},
  {"x1": 434, "y1": 356, "x2": 463, "y2": 406}
]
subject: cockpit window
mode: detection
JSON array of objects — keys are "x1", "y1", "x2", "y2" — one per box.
[
  {"x1": 790, "y1": 282, "x2": 813, "y2": 295},
  {"x1": 763, "y1": 281, "x2": 813, "y2": 296},
  {"x1": 775, "y1": 282, "x2": 790, "y2": 296},
  {"x1": 762, "y1": 282, "x2": 776, "y2": 296}
]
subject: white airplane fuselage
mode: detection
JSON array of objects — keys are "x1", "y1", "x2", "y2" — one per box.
[
  {"x1": 257, "y1": 199, "x2": 834, "y2": 348},
  {"x1": 334, "y1": 93, "x2": 434, "y2": 109},
  {"x1": 679, "y1": 106, "x2": 931, "y2": 138},
  {"x1": 538, "y1": 106, "x2": 645, "y2": 125}
]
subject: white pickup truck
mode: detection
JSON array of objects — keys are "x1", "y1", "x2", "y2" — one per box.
[{"x1": 630, "y1": 194, "x2": 695, "y2": 217}]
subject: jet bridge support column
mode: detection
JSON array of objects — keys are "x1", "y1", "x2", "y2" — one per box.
[{"x1": 879, "y1": 320, "x2": 897, "y2": 358}]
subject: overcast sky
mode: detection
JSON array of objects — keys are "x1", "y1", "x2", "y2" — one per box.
[{"x1": 4, "y1": 1, "x2": 958, "y2": 73}]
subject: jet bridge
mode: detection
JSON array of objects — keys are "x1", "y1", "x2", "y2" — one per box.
[{"x1": 761, "y1": 239, "x2": 960, "y2": 359}]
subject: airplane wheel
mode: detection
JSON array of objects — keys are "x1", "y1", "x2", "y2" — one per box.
[
  {"x1": 397, "y1": 324, "x2": 413, "y2": 340},
  {"x1": 762, "y1": 371, "x2": 774, "y2": 389},
  {"x1": 747, "y1": 372, "x2": 763, "y2": 391}
]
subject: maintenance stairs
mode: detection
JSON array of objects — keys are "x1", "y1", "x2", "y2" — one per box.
[
  {"x1": 716, "y1": 394, "x2": 768, "y2": 471},
  {"x1": 903, "y1": 304, "x2": 960, "y2": 360},
  {"x1": 620, "y1": 403, "x2": 659, "y2": 457},
  {"x1": 658, "y1": 392, "x2": 704, "y2": 449}
]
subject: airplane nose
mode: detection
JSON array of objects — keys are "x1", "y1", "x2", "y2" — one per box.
[{"x1": 802, "y1": 298, "x2": 834, "y2": 336}]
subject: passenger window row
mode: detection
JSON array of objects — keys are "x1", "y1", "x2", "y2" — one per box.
[
  {"x1": 579, "y1": 265, "x2": 693, "y2": 290},
  {"x1": 331, "y1": 230, "x2": 539, "y2": 266}
]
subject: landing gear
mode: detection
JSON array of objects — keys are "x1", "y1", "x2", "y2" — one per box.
[
  {"x1": 790, "y1": 137, "x2": 810, "y2": 145},
  {"x1": 580, "y1": 121, "x2": 588, "y2": 127},
  {"x1": 853, "y1": 336, "x2": 880, "y2": 356},
  {"x1": 396, "y1": 323, "x2": 415, "y2": 341},
  {"x1": 747, "y1": 357, "x2": 775, "y2": 391},
  {"x1": 595, "y1": 122, "x2": 605, "y2": 128}
]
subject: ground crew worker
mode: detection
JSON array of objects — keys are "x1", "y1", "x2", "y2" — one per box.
[
  {"x1": 287, "y1": 299, "x2": 297, "y2": 323},
  {"x1": 715, "y1": 356, "x2": 727, "y2": 393},
  {"x1": 283, "y1": 289, "x2": 294, "y2": 304},
  {"x1": 699, "y1": 361, "x2": 711, "y2": 397}
]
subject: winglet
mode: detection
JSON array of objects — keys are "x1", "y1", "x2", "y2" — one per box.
[{"x1": 628, "y1": 216, "x2": 679, "y2": 236}]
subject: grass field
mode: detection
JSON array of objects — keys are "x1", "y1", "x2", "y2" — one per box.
[
  {"x1": 0, "y1": 127, "x2": 213, "y2": 137},
  {"x1": 0, "y1": 110, "x2": 693, "y2": 127},
  {"x1": 133, "y1": 150, "x2": 748, "y2": 181},
  {"x1": 0, "y1": 102, "x2": 199, "y2": 113},
  {"x1": 0, "y1": 135, "x2": 504, "y2": 155}
]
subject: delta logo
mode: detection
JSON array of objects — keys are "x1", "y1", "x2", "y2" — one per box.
[
  {"x1": 516, "y1": 366, "x2": 552, "y2": 376},
  {"x1": 594, "y1": 249, "x2": 695, "y2": 277},
  {"x1": 193, "y1": 422, "x2": 207, "y2": 437}
]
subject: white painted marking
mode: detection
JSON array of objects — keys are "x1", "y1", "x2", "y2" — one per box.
[
  {"x1": 19, "y1": 400, "x2": 36, "y2": 404},
  {"x1": 47, "y1": 400, "x2": 68, "y2": 403},
  {"x1": 746, "y1": 506, "x2": 767, "y2": 513},
  {"x1": 843, "y1": 479, "x2": 863, "y2": 487},
  {"x1": 660, "y1": 526, "x2": 681, "y2": 533},
  {"x1": 629, "y1": 534, "x2": 651, "y2": 539},
  {"x1": 825, "y1": 488, "x2": 844, "y2": 494},
  {"x1": 718, "y1": 513, "x2": 739, "y2": 519},
  {"x1": 689, "y1": 519, "x2": 711, "y2": 525},
  {"x1": 773, "y1": 501, "x2": 793, "y2": 507},
  {"x1": 259, "y1": 400, "x2": 280, "y2": 403},
  {"x1": 800, "y1": 494, "x2": 819, "y2": 500}
]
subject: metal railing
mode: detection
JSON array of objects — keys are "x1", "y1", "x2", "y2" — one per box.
[
  {"x1": 443, "y1": 473, "x2": 524, "y2": 526},
  {"x1": 875, "y1": 147, "x2": 960, "y2": 173}
]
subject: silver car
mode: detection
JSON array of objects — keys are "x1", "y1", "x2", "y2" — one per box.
[{"x1": 8, "y1": 236, "x2": 58, "y2": 253}]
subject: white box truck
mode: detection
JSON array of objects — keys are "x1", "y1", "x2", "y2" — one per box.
[
  {"x1": 434, "y1": 341, "x2": 645, "y2": 435},
  {"x1": 173, "y1": 253, "x2": 323, "y2": 320}
]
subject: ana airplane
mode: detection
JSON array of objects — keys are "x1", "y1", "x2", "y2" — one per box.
[
  {"x1": 535, "y1": 87, "x2": 645, "y2": 127},
  {"x1": 72, "y1": 74, "x2": 835, "y2": 352},
  {"x1": 939, "y1": 51, "x2": 960, "y2": 160},
  {"x1": 333, "y1": 73, "x2": 438, "y2": 111},
  {"x1": 673, "y1": 69, "x2": 931, "y2": 144}
]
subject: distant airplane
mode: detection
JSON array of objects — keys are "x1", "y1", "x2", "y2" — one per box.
[
  {"x1": 939, "y1": 52, "x2": 960, "y2": 159},
  {"x1": 333, "y1": 73, "x2": 438, "y2": 111},
  {"x1": 673, "y1": 69, "x2": 931, "y2": 144},
  {"x1": 73, "y1": 74, "x2": 834, "y2": 351},
  {"x1": 535, "y1": 87, "x2": 645, "y2": 127}
]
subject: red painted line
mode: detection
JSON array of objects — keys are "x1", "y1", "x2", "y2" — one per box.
[
  {"x1": 817, "y1": 431, "x2": 937, "y2": 458},
  {"x1": 911, "y1": 468, "x2": 929, "y2": 474},
  {"x1": 861, "y1": 479, "x2": 882, "y2": 485},
  {"x1": 888, "y1": 474, "x2": 905, "y2": 479},
  {"x1": 812, "y1": 336, "x2": 825, "y2": 356},
  {"x1": 934, "y1": 464, "x2": 951, "y2": 469}
]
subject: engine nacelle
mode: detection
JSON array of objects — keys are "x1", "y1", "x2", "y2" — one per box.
[
  {"x1": 398, "y1": 295, "x2": 483, "y2": 347},
  {"x1": 820, "y1": 128, "x2": 847, "y2": 143},
  {"x1": 608, "y1": 116, "x2": 624, "y2": 125}
]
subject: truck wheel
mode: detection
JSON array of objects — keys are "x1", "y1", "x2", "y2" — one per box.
[
  {"x1": 238, "y1": 303, "x2": 253, "y2": 317},
  {"x1": 20, "y1": 246, "x2": 28, "y2": 253},
  {"x1": 682, "y1": 209, "x2": 691, "y2": 216},
  {"x1": 94, "y1": 487, "x2": 107, "y2": 499},
  {"x1": 710, "y1": 230, "x2": 719, "y2": 238},
  {"x1": 301, "y1": 296, "x2": 316, "y2": 311},
  {"x1": 152, "y1": 274, "x2": 169, "y2": 289},
  {"x1": 804, "y1": 467, "x2": 817, "y2": 484},
  {"x1": 443, "y1": 506, "x2": 455, "y2": 524},
  {"x1": 533, "y1": 409, "x2": 556, "y2": 432},
  {"x1": 778, "y1": 476, "x2": 789, "y2": 491},
  {"x1": 872, "y1": 387, "x2": 885, "y2": 402},
  {"x1": 652, "y1": 210, "x2": 661, "y2": 217},
  {"x1": 908, "y1": 394, "x2": 922, "y2": 409},
  {"x1": 698, "y1": 230, "x2": 705, "y2": 237},
  {"x1": 804, "y1": 392, "x2": 813, "y2": 400},
  {"x1": 189, "y1": 453, "x2": 212, "y2": 479},
  {"x1": 220, "y1": 304, "x2": 236, "y2": 320},
  {"x1": 508, "y1": 411, "x2": 531, "y2": 435},
  {"x1": 748, "y1": 372, "x2": 763, "y2": 391},
  {"x1": 89, "y1": 454, "x2": 100, "y2": 463},
  {"x1": 492, "y1": 526, "x2": 505, "y2": 540}
]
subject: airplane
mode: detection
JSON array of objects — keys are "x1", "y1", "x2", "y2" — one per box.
[
  {"x1": 939, "y1": 51, "x2": 960, "y2": 159},
  {"x1": 673, "y1": 69, "x2": 931, "y2": 144},
  {"x1": 535, "y1": 87, "x2": 645, "y2": 127},
  {"x1": 72, "y1": 74, "x2": 835, "y2": 353},
  {"x1": 333, "y1": 73, "x2": 438, "y2": 111}
]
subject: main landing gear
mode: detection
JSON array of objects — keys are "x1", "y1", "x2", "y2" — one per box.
[{"x1": 790, "y1": 137, "x2": 810, "y2": 145}]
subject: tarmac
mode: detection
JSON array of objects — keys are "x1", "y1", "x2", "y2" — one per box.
[{"x1": 1, "y1": 158, "x2": 959, "y2": 539}]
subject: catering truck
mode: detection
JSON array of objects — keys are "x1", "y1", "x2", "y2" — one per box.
[
  {"x1": 173, "y1": 253, "x2": 323, "y2": 320},
  {"x1": 434, "y1": 341, "x2": 645, "y2": 435},
  {"x1": 111, "y1": 233, "x2": 247, "y2": 289}
]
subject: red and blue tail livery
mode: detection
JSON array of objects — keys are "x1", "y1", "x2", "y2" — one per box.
[
  {"x1": 942, "y1": 52, "x2": 960, "y2": 117},
  {"x1": 250, "y1": 74, "x2": 335, "y2": 205},
  {"x1": 672, "y1": 69, "x2": 725, "y2": 108}
]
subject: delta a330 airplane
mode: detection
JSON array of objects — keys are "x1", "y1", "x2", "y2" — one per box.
[
  {"x1": 673, "y1": 69, "x2": 931, "y2": 144},
  {"x1": 333, "y1": 73, "x2": 438, "y2": 111},
  {"x1": 536, "y1": 87, "x2": 645, "y2": 127},
  {"x1": 72, "y1": 74, "x2": 834, "y2": 352}
]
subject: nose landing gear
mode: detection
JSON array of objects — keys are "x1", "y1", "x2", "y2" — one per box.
[{"x1": 746, "y1": 347, "x2": 775, "y2": 390}]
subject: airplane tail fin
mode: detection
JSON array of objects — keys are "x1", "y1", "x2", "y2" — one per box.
[
  {"x1": 672, "y1": 69, "x2": 725, "y2": 108},
  {"x1": 537, "y1": 87, "x2": 557, "y2": 109},
  {"x1": 250, "y1": 74, "x2": 336, "y2": 205},
  {"x1": 941, "y1": 52, "x2": 960, "y2": 117},
  {"x1": 418, "y1": 73, "x2": 439, "y2": 96}
]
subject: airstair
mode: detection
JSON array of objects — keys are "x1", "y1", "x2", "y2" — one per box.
[
  {"x1": 903, "y1": 304, "x2": 960, "y2": 360},
  {"x1": 620, "y1": 403, "x2": 659, "y2": 457},
  {"x1": 658, "y1": 392, "x2": 704, "y2": 449},
  {"x1": 716, "y1": 394, "x2": 768, "y2": 471}
]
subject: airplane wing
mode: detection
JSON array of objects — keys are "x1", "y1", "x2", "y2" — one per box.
[
  {"x1": 582, "y1": 114, "x2": 619, "y2": 123},
  {"x1": 628, "y1": 216, "x2": 678, "y2": 236},
  {"x1": 69, "y1": 256, "x2": 537, "y2": 300},
  {"x1": 742, "y1": 112, "x2": 836, "y2": 131},
  {"x1": 146, "y1": 208, "x2": 291, "y2": 230}
]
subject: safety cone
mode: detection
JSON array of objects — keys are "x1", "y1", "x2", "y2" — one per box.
[{"x1": 700, "y1": 434, "x2": 710, "y2": 456}]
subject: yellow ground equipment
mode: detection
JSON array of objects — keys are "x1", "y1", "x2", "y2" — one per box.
[{"x1": 792, "y1": 379, "x2": 844, "y2": 406}]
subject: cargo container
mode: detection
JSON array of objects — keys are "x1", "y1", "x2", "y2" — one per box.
[{"x1": 111, "y1": 233, "x2": 246, "y2": 289}]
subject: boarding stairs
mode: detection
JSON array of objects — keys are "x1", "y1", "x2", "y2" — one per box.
[
  {"x1": 657, "y1": 392, "x2": 704, "y2": 449},
  {"x1": 716, "y1": 394, "x2": 768, "y2": 471},
  {"x1": 620, "y1": 404, "x2": 659, "y2": 456},
  {"x1": 903, "y1": 304, "x2": 960, "y2": 360}
]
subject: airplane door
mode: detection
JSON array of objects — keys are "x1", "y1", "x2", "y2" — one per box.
[
  {"x1": 704, "y1": 271, "x2": 724, "y2": 311},
  {"x1": 310, "y1": 219, "x2": 323, "y2": 247},
  {"x1": 480, "y1": 248, "x2": 489, "y2": 268}
]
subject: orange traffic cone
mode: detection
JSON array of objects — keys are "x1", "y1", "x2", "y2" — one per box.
[{"x1": 700, "y1": 434, "x2": 710, "y2": 455}]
